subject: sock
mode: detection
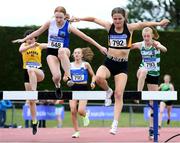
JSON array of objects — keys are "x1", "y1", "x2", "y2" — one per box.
[
  {"x1": 112, "y1": 120, "x2": 118, "y2": 127},
  {"x1": 107, "y1": 87, "x2": 111, "y2": 92}
]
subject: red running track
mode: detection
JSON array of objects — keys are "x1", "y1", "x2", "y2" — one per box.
[{"x1": 0, "y1": 127, "x2": 179, "y2": 142}]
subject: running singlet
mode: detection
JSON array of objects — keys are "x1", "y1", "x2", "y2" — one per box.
[
  {"x1": 161, "y1": 83, "x2": 171, "y2": 91},
  {"x1": 108, "y1": 23, "x2": 132, "y2": 49},
  {"x1": 140, "y1": 41, "x2": 160, "y2": 76},
  {"x1": 70, "y1": 62, "x2": 88, "y2": 83},
  {"x1": 22, "y1": 43, "x2": 42, "y2": 69},
  {"x1": 48, "y1": 19, "x2": 70, "y2": 49}
]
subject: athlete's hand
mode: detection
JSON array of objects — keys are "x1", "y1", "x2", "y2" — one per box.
[
  {"x1": 12, "y1": 38, "x2": 25, "y2": 43},
  {"x1": 152, "y1": 41, "x2": 159, "y2": 49},
  {"x1": 70, "y1": 16, "x2": 80, "y2": 22},
  {"x1": 32, "y1": 42, "x2": 40, "y2": 47},
  {"x1": 159, "y1": 19, "x2": 170, "y2": 27},
  {"x1": 100, "y1": 47, "x2": 107, "y2": 55},
  {"x1": 90, "y1": 82, "x2": 96, "y2": 89}
]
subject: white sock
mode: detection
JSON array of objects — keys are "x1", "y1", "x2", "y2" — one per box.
[
  {"x1": 107, "y1": 87, "x2": 112, "y2": 92},
  {"x1": 112, "y1": 120, "x2": 118, "y2": 127}
]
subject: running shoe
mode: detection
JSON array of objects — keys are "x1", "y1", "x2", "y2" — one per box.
[
  {"x1": 32, "y1": 121, "x2": 38, "y2": 135},
  {"x1": 72, "y1": 131, "x2": 80, "y2": 138},
  {"x1": 110, "y1": 120, "x2": 118, "y2": 135},
  {"x1": 149, "y1": 127, "x2": 154, "y2": 140},
  {"x1": 105, "y1": 88, "x2": 113, "y2": 106},
  {"x1": 167, "y1": 119, "x2": 170, "y2": 125},
  {"x1": 83, "y1": 114, "x2": 90, "y2": 127},
  {"x1": 55, "y1": 87, "x2": 63, "y2": 99}
]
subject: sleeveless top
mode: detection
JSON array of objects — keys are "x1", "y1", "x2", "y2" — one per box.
[
  {"x1": 22, "y1": 43, "x2": 42, "y2": 69},
  {"x1": 70, "y1": 62, "x2": 88, "y2": 83},
  {"x1": 48, "y1": 19, "x2": 70, "y2": 49},
  {"x1": 161, "y1": 83, "x2": 171, "y2": 91},
  {"x1": 108, "y1": 23, "x2": 132, "y2": 49},
  {"x1": 140, "y1": 41, "x2": 160, "y2": 76}
]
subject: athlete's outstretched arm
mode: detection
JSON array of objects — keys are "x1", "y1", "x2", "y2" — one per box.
[
  {"x1": 12, "y1": 21, "x2": 50, "y2": 43},
  {"x1": 128, "y1": 19, "x2": 170, "y2": 31},
  {"x1": 71, "y1": 16, "x2": 111, "y2": 31},
  {"x1": 19, "y1": 42, "x2": 40, "y2": 53},
  {"x1": 70, "y1": 25, "x2": 107, "y2": 55}
]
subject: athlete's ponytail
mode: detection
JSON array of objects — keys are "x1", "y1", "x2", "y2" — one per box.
[
  {"x1": 65, "y1": 13, "x2": 70, "y2": 21},
  {"x1": 82, "y1": 47, "x2": 94, "y2": 62},
  {"x1": 150, "y1": 26, "x2": 159, "y2": 40}
]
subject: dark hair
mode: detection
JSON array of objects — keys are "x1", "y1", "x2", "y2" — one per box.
[
  {"x1": 23, "y1": 29, "x2": 38, "y2": 40},
  {"x1": 111, "y1": 7, "x2": 128, "y2": 22}
]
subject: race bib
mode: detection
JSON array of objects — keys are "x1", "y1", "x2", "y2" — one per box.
[
  {"x1": 26, "y1": 62, "x2": 41, "y2": 69},
  {"x1": 48, "y1": 35, "x2": 63, "y2": 49},
  {"x1": 72, "y1": 75, "x2": 85, "y2": 82},
  {"x1": 109, "y1": 34, "x2": 127, "y2": 47},
  {"x1": 144, "y1": 58, "x2": 157, "y2": 70}
]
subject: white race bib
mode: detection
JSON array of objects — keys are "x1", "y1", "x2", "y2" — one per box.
[
  {"x1": 144, "y1": 62, "x2": 157, "y2": 70},
  {"x1": 144, "y1": 58, "x2": 157, "y2": 70},
  {"x1": 48, "y1": 35, "x2": 63, "y2": 49},
  {"x1": 72, "y1": 75, "x2": 84, "y2": 82},
  {"x1": 26, "y1": 62, "x2": 41, "y2": 68},
  {"x1": 109, "y1": 39, "x2": 127, "y2": 47}
]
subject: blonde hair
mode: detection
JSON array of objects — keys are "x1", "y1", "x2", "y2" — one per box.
[
  {"x1": 82, "y1": 47, "x2": 94, "y2": 62},
  {"x1": 54, "y1": 6, "x2": 70, "y2": 20},
  {"x1": 142, "y1": 27, "x2": 159, "y2": 40}
]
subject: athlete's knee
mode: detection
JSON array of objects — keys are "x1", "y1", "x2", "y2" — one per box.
[
  {"x1": 114, "y1": 90, "x2": 123, "y2": 100},
  {"x1": 96, "y1": 75, "x2": 105, "y2": 85},
  {"x1": 70, "y1": 108, "x2": 77, "y2": 115},
  {"x1": 29, "y1": 100, "x2": 36, "y2": 105},
  {"x1": 58, "y1": 48, "x2": 66, "y2": 59},
  {"x1": 27, "y1": 68, "x2": 35, "y2": 76},
  {"x1": 139, "y1": 69, "x2": 148, "y2": 78},
  {"x1": 78, "y1": 109, "x2": 85, "y2": 116}
]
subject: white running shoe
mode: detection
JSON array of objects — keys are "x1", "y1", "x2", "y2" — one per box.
[
  {"x1": 105, "y1": 88, "x2": 113, "y2": 106},
  {"x1": 110, "y1": 127, "x2": 117, "y2": 135},
  {"x1": 110, "y1": 120, "x2": 118, "y2": 135},
  {"x1": 105, "y1": 98, "x2": 112, "y2": 107},
  {"x1": 83, "y1": 114, "x2": 90, "y2": 127},
  {"x1": 72, "y1": 131, "x2": 80, "y2": 138},
  {"x1": 110, "y1": 125, "x2": 118, "y2": 135}
]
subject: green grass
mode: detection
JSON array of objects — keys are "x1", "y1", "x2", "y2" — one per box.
[{"x1": 5, "y1": 109, "x2": 180, "y2": 128}]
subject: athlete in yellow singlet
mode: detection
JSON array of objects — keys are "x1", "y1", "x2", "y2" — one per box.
[{"x1": 19, "y1": 30, "x2": 47, "y2": 135}]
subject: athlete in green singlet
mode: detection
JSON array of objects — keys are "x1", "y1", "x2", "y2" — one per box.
[{"x1": 158, "y1": 74, "x2": 174, "y2": 128}]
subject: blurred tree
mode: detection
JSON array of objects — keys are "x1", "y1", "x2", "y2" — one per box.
[{"x1": 126, "y1": 0, "x2": 180, "y2": 29}]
